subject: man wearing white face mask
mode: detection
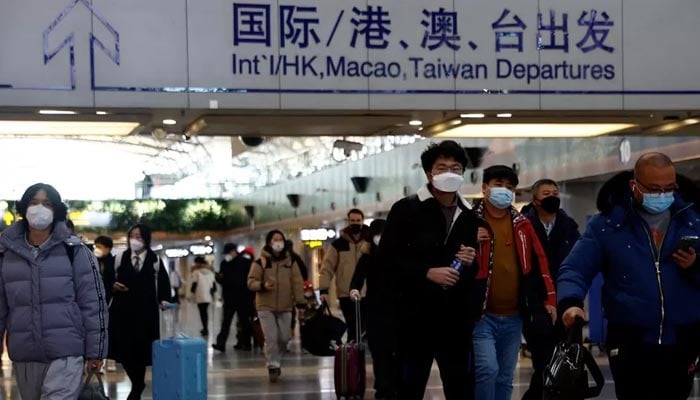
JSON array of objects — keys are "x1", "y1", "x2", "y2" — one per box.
[
  {"x1": 471, "y1": 165, "x2": 556, "y2": 400},
  {"x1": 380, "y1": 141, "x2": 485, "y2": 399}
]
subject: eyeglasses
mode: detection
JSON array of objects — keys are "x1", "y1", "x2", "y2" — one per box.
[
  {"x1": 635, "y1": 180, "x2": 678, "y2": 196},
  {"x1": 433, "y1": 166, "x2": 464, "y2": 174}
]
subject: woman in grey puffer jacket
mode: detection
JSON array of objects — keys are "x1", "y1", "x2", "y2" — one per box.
[{"x1": 0, "y1": 183, "x2": 108, "y2": 400}]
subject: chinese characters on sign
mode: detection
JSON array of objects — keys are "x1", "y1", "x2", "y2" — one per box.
[{"x1": 231, "y1": 4, "x2": 617, "y2": 83}]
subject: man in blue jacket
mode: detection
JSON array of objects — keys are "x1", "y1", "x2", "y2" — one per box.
[{"x1": 559, "y1": 152, "x2": 700, "y2": 400}]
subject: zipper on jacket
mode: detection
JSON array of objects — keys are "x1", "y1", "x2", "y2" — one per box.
[
  {"x1": 639, "y1": 203, "x2": 693, "y2": 344},
  {"x1": 640, "y1": 224, "x2": 666, "y2": 345},
  {"x1": 518, "y1": 230, "x2": 528, "y2": 272}
]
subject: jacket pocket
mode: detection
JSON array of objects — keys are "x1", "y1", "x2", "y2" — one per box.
[{"x1": 66, "y1": 303, "x2": 85, "y2": 336}]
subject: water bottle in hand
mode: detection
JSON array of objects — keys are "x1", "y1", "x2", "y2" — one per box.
[{"x1": 442, "y1": 258, "x2": 463, "y2": 290}]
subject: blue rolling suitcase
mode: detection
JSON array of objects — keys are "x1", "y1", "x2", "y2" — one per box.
[{"x1": 152, "y1": 305, "x2": 207, "y2": 400}]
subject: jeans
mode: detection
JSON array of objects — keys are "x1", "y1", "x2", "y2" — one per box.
[{"x1": 473, "y1": 314, "x2": 522, "y2": 400}]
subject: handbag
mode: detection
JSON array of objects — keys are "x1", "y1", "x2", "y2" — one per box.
[
  {"x1": 543, "y1": 317, "x2": 604, "y2": 400},
  {"x1": 300, "y1": 301, "x2": 347, "y2": 356},
  {"x1": 79, "y1": 370, "x2": 109, "y2": 400}
]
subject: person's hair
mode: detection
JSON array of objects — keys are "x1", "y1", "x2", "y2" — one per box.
[
  {"x1": 420, "y1": 140, "x2": 468, "y2": 173},
  {"x1": 347, "y1": 208, "x2": 364, "y2": 219},
  {"x1": 634, "y1": 152, "x2": 674, "y2": 178},
  {"x1": 483, "y1": 165, "x2": 519, "y2": 187},
  {"x1": 531, "y1": 179, "x2": 559, "y2": 198},
  {"x1": 223, "y1": 242, "x2": 238, "y2": 254},
  {"x1": 265, "y1": 229, "x2": 286, "y2": 245},
  {"x1": 127, "y1": 223, "x2": 152, "y2": 249},
  {"x1": 194, "y1": 256, "x2": 207, "y2": 265},
  {"x1": 94, "y1": 235, "x2": 113, "y2": 249},
  {"x1": 17, "y1": 183, "x2": 68, "y2": 227}
]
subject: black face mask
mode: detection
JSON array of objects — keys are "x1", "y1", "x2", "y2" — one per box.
[
  {"x1": 540, "y1": 196, "x2": 561, "y2": 214},
  {"x1": 349, "y1": 224, "x2": 362, "y2": 234}
]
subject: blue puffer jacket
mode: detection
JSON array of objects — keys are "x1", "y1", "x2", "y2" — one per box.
[
  {"x1": 558, "y1": 183, "x2": 700, "y2": 345},
  {"x1": 0, "y1": 222, "x2": 108, "y2": 362}
]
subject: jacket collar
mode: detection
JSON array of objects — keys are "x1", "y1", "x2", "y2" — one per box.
[
  {"x1": 0, "y1": 221, "x2": 72, "y2": 260},
  {"x1": 473, "y1": 198, "x2": 523, "y2": 224},
  {"x1": 417, "y1": 184, "x2": 472, "y2": 210}
]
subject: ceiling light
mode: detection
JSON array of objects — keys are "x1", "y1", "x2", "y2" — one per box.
[
  {"x1": 460, "y1": 113, "x2": 485, "y2": 119},
  {"x1": 409, "y1": 120, "x2": 423, "y2": 126},
  {"x1": 39, "y1": 110, "x2": 77, "y2": 115},
  {"x1": 95, "y1": 111, "x2": 109, "y2": 115},
  {"x1": 435, "y1": 123, "x2": 637, "y2": 138},
  {"x1": 0, "y1": 121, "x2": 139, "y2": 136},
  {"x1": 450, "y1": 119, "x2": 462, "y2": 126},
  {"x1": 684, "y1": 118, "x2": 700, "y2": 125},
  {"x1": 163, "y1": 119, "x2": 177, "y2": 125},
  {"x1": 497, "y1": 113, "x2": 513, "y2": 118}
]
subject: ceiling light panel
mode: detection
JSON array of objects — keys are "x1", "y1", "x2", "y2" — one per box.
[
  {"x1": 0, "y1": 121, "x2": 139, "y2": 136},
  {"x1": 435, "y1": 123, "x2": 637, "y2": 138}
]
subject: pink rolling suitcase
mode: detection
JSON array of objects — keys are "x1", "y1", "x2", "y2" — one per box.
[{"x1": 333, "y1": 300, "x2": 366, "y2": 399}]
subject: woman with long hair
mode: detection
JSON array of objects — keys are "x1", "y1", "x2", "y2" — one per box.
[{"x1": 108, "y1": 223, "x2": 171, "y2": 400}]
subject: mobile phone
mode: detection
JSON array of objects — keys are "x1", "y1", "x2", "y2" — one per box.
[{"x1": 675, "y1": 235, "x2": 699, "y2": 252}]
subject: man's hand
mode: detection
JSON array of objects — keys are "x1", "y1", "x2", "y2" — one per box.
[
  {"x1": 113, "y1": 282, "x2": 128, "y2": 292},
  {"x1": 545, "y1": 305, "x2": 557, "y2": 324},
  {"x1": 562, "y1": 307, "x2": 585, "y2": 328},
  {"x1": 86, "y1": 359, "x2": 103, "y2": 372},
  {"x1": 426, "y1": 267, "x2": 460, "y2": 287},
  {"x1": 263, "y1": 280, "x2": 276, "y2": 290},
  {"x1": 320, "y1": 294, "x2": 329, "y2": 303},
  {"x1": 349, "y1": 289, "x2": 361, "y2": 302},
  {"x1": 673, "y1": 247, "x2": 697, "y2": 270},
  {"x1": 477, "y1": 227, "x2": 491, "y2": 243},
  {"x1": 455, "y1": 245, "x2": 477, "y2": 266}
]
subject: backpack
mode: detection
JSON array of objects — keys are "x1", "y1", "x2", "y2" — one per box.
[{"x1": 543, "y1": 317, "x2": 604, "y2": 400}]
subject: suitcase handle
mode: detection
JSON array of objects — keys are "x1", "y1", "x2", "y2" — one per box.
[{"x1": 353, "y1": 298, "x2": 361, "y2": 344}]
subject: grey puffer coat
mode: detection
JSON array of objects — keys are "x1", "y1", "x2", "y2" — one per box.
[{"x1": 0, "y1": 221, "x2": 108, "y2": 362}]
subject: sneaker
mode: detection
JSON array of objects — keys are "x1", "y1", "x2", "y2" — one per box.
[
  {"x1": 106, "y1": 359, "x2": 117, "y2": 372},
  {"x1": 211, "y1": 343, "x2": 226, "y2": 353},
  {"x1": 268, "y1": 367, "x2": 281, "y2": 383}
]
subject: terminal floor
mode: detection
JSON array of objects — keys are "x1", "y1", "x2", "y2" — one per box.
[{"x1": 0, "y1": 301, "x2": 699, "y2": 399}]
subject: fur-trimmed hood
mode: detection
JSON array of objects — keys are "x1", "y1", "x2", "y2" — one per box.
[{"x1": 596, "y1": 170, "x2": 700, "y2": 214}]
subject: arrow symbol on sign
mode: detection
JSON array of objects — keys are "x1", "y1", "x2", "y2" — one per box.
[{"x1": 43, "y1": 0, "x2": 120, "y2": 90}]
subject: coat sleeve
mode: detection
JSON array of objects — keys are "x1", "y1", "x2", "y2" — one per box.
[
  {"x1": 350, "y1": 254, "x2": 369, "y2": 292},
  {"x1": 527, "y1": 222, "x2": 556, "y2": 307},
  {"x1": 318, "y1": 246, "x2": 339, "y2": 294},
  {"x1": 102, "y1": 257, "x2": 115, "y2": 304},
  {"x1": 0, "y1": 254, "x2": 8, "y2": 353},
  {"x1": 72, "y1": 244, "x2": 109, "y2": 360},
  {"x1": 557, "y1": 217, "x2": 606, "y2": 312},
  {"x1": 381, "y1": 199, "x2": 429, "y2": 285},
  {"x1": 291, "y1": 260, "x2": 305, "y2": 306},
  {"x1": 156, "y1": 258, "x2": 172, "y2": 303},
  {"x1": 247, "y1": 260, "x2": 265, "y2": 292}
]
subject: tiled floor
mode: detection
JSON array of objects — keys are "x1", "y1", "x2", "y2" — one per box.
[{"x1": 0, "y1": 302, "x2": 699, "y2": 399}]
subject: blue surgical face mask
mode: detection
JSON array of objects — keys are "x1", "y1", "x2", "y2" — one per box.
[
  {"x1": 641, "y1": 192, "x2": 674, "y2": 214},
  {"x1": 488, "y1": 187, "x2": 514, "y2": 209}
]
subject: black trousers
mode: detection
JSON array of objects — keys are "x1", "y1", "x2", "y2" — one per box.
[
  {"x1": 197, "y1": 303, "x2": 209, "y2": 332},
  {"x1": 607, "y1": 325, "x2": 699, "y2": 400},
  {"x1": 398, "y1": 327, "x2": 475, "y2": 400},
  {"x1": 339, "y1": 297, "x2": 365, "y2": 343},
  {"x1": 123, "y1": 361, "x2": 146, "y2": 400},
  {"x1": 367, "y1": 313, "x2": 399, "y2": 398},
  {"x1": 217, "y1": 300, "x2": 253, "y2": 348}
]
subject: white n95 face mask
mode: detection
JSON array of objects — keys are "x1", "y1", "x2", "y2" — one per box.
[
  {"x1": 93, "y1": 248, "x2": 105, "y2": 258},
  {"x1": 26, "y1": 205, "x2": 53, "y2": 230},
  {"x1": 432, "y1": 172, "x2": 464, "y2": 193},
  {"x1": 130, "y1": 239, "x2": 144, "y2": 252}
]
